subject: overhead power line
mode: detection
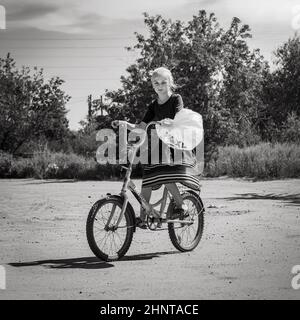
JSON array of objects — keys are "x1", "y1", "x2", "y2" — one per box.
[
  {"x1": 0, "y1": 37, "x2": 135, "y2": 40},
  {"x1": 0, "y1": 54, "x2": 137, "y2": 58},
  {"x1": 2, "y1": 46, "x2": 129, "y2": 49},
  {"x1": 28, "y1": 65, "x2": 127, "y2": 68},
  {"x1": 61, "y1": 78, "x2": 121, "y2": 80}
]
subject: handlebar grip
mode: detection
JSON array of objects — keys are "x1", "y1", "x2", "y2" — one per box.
[{"x1": 111, "y1": 120, "x2": 118, "y2": 129}]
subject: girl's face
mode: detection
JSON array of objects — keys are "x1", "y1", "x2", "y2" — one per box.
[{"x1": 151, "y1": 75, "x2": 171, "y2": 96}]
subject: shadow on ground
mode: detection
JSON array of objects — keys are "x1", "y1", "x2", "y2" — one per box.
[
  {"x1": 9, "y1": 257, "x2": 113, "y2": 269},
  {"x1": 8, "y1": 251, "x2": 179, "y2": 269},
  {"x1": 21, "y1": 179, "x2": 77, "y2": 185},
  {"x1": 226, "y1": 193, "x2": 300, "y2": 206}
]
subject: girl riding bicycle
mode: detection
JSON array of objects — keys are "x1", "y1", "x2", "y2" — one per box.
[
  {"x1": 115, "y1": 67, "x2": 201, "y2": 229},
  {"x1": 87, "y1": 67, "x2": 204, "y2": 261}
]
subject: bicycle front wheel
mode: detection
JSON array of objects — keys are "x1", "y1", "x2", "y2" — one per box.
[
  {"x1": 86, "y1": 197, "x2": 134, "y2": 261},
  {"x1": 168, "y1": 191, "x2": 204, "y2": 252}
]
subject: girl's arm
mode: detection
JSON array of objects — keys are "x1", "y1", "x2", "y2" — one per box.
[
  {"x1": 111, "y1": 120, "x2": 147, "y2": 130},
  {"x1": 135, "y1": 121, "x2": 147, "y2": 130},
  {"x1": 111, "y1": 120, "x2": 134, "y2": 130}
]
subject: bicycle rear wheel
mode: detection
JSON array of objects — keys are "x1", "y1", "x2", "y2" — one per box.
[
  {"x1": 168, "y1": 191, "x2": 204, "y2": 252},
  {"x1": 86, "y1": 197, "x2": 134, "y2": 261}
]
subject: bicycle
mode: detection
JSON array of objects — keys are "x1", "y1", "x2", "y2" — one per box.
[{"x1": 86, "y1": 121, "x2": 205, "y2": 261}]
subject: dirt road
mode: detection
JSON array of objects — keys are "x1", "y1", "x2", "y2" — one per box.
[{"x1": 0, "y1": 178, "x2": 299, "y2": 299}]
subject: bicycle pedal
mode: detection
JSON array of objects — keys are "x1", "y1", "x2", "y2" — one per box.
[
  {"x1": 167, "y1": 219, "x2": 193, "y2": 225},
  {"x1": 157, "y1": 222, "x2": 162, "y2": 228}
]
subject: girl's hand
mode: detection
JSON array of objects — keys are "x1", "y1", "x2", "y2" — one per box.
[
  {"x1": 112, "y1": 120, "x2": 137, "y2": 130},
  {"x1": 111, "y1": 120, "x2": 127, "y2": 129},
  {"x1": 159, "y1": 118, "x2": 173, "y2": 127}
]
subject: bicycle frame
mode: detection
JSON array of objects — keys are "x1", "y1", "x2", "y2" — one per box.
[
  {"x1": 105, "y1": 121, "x2": 193, "y2": 230},
  {"x1": 87, "y1": 121, "x2": 205, "y2": 261},
  {"x1": 114, "y1": 121, "x2": 171, "y2": 228}
]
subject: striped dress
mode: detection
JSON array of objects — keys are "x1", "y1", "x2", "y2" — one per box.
[{"x1": 141, "y1": 93, "x2": 201, "y2": 191}]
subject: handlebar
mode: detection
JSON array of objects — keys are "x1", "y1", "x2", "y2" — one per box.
[
  {"x1": 111, "y1": 120, "x2": 159, "y2": 148},
  {"x1": 111, "y1": 120, "x2": 159, "y2": 131},
  {"x1": 145, "y1": 121, "x2": 159, "y2": 131}
]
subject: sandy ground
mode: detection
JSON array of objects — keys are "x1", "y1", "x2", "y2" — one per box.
[{"x1": 0, "y1": 177, "x2": 299, "y2": 300}]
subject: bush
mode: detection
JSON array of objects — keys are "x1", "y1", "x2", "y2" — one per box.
[
  {"x1": 10, "y1": 158, "x2": 35, "y2": 178},
  {"x1": 2, "y1": 143, "x2": 300, "y2": 180},
  {"x1": 40, "y1": 152, "x2": 103, "y2": 179},
  {"x1": 0, "y1": 148, "x2": 145, "y2": 180},
  {"x1": 0, "y1": 151, "x2": 12, "y2": 177},
  {"x1": 31, "y1": 150, "x2": 52, "y2": 179},
  {"x1": 225, "y1": 119, "x2": 262, "y2": 147},
  {"x1": 0, "y1": 149, "x2": 129, "y2": 180},
  {"x1": 281, "y1": 112, "x2": 300, "y2": 144},
  {"x1": 206, "y1": 142, "x2": 300, "y2": 179}
]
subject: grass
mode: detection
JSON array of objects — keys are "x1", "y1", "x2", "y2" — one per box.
[
  {"x1": 0, "y1": 150, "x2": 124, "y2": 180},
  {"x1": 205, "y1": 142, "x2": 300, "y2": 179},
  {"x1": 1, "y1": 142, "x2": 300, "y2": 180}
]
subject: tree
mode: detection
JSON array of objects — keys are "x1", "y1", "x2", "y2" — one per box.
[
  {"x1": 104, "y1": 11, "x2": 270, "y2": 158},
  {"x1": 281, "y1": 112, "x2": 300, "y2": 143},
  {"x1": 264, "y1": 36, "x2": 300, "y2": 132},
  {"x1": 217, "y1": 17, "x2": 270, "y2": 147},
  {"x1": 0, "y1": 54, "x2": 70, "y2": 153}
]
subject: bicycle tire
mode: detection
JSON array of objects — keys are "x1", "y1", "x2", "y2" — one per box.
[
  {"x1": 168, "y1": 191, "x2": 204, "y2": 252},
  {"x1": 86, "y1": 197, "x2": 134, "y2": 261}
]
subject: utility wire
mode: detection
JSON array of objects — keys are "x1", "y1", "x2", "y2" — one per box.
[
  {"x1": 0, "y1": 54, "x2": 138, "y2": 59},
  {"x1": 0, "y1": 37, "x2": 135, "y2": 40},
  {"x1": 27, "y1": 66, "x2": 127, "y2": 68},
  {"x1": 0, "y1": 46, "x2": 131, "y2": 49},
  {"x1": 60, "y1": 78, "x2": 121, "y2": 80}
]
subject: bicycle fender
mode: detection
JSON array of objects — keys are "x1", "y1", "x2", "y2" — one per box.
[
  {"x1": 183, "y1": 190, "x2": 205, "y2": 213},
  {"x1": 105, "y1": 194, "x2": 137, "y2": 232},
  {"x1": 126, "y1": 201, "x2": 137, "y2": 232}
]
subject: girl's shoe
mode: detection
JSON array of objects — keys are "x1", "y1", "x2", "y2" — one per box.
[
  {"x1": 136, "y1": 217, "x2": 147, "y2": 229},
  {"x1": 171, "y1": 204, "x2": 188, "y2": 219}
]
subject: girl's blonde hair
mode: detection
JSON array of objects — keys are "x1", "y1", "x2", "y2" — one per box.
[{"x1": 150, "y1": 67, "x2": 177, "y2": 90}]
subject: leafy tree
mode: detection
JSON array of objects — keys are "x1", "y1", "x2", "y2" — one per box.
[
  {"x1": 217, "y1": 17, "x2": 269, "y2": 147},
  {"x1": 280, "y1": 112, "x2": 300, "y2": 144},
  {"x1": 72, "y1": 94, "x2": 126, "y2": 156},
  {"x1": 0, "y1": 54, "x2": 70, "y2": 153},
  {"x1": 104, "y1": 11, "x2": 270, "y2": 159},
  {"x1": 264, "y1": 36, "x2": 300, "y2": 131}
]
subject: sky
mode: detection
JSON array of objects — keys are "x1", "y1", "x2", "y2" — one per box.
[{"x1": 0, "y1": 0, "x2": 299, "y2": 130}]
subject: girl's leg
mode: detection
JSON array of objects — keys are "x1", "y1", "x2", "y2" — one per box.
[
  {"x1": 165, "y1": 183, "x2": 184, "y2": 208},
  {"x1": 140, "y1": 187, "x2": 152, "y2": 222}
]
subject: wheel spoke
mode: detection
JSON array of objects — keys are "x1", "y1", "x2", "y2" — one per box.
[
  {"x1": 169, "y1": 194, "x2": 204, "y2": 251},
  {"x1": 89, "y1": 200, "x2": 131, "y2": 258}
]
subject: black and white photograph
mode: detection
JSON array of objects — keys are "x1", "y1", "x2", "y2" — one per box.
[{"x1": 0, "y1": 0, "x2": 300, "y2": 304}]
